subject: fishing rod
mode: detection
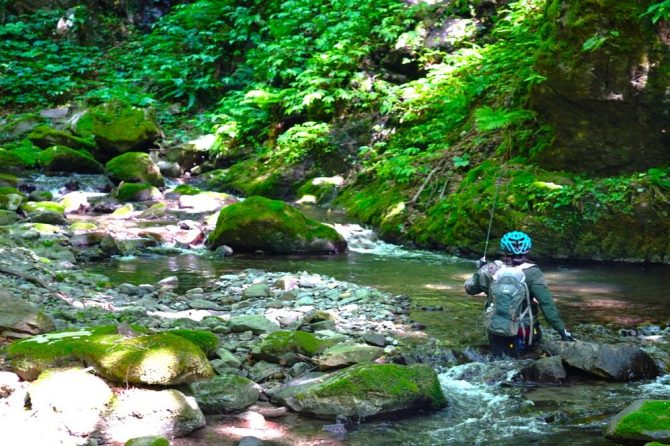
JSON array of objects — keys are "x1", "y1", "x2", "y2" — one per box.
[{"x1": 479, "y1": 177, "x2": 501, "y2": 267}]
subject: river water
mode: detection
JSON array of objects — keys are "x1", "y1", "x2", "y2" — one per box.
[
  {"x1": 89, "y1": 225, "x2": 670, "y2": 446},
  {"x1": 28, "y1": 174, "x2": 670, "y2": 445}
]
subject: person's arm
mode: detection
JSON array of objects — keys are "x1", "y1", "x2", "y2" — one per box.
[
  {"x1": 525, "y1": 266, "x2": 567, "y2": 334},
  {"x1": 464, "y1": 263, "x2": 495, "y2": 295}
]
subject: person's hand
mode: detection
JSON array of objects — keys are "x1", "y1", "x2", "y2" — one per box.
[
  {"x1": 476, "y1": 257, "x2": 487, "y2": 268},
  {"x1": 559, "y1": 329, "x2": 576, "y2": 342}
]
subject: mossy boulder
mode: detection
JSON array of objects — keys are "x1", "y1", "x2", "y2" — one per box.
[
  {"x1": 28, "y1": 125, "x2": 97, "y2": 152},
  {"x1": 0, "y1": 174, "x2": 18, "y2": 187},
  {"x1": 70, "y1": 101, "x2": 161, "y2": 158},
  {"x1": 255, "y1": 330, "x2": 329, "y2": 363},
  {"x1": 0, "y1": 209, "x2": 20, "y2": 225},
  {"x1": 316, "y1": 343, "x2": 385, "y2": 370},
  {"x1": 0, "y1": 187, "x2": 25, "y2": 211},
  {"x1": 187, "y1": 374, "x2": 261, "y2": 414},
  {"x1": 6, "y1": 326, "x2": 215, "y2": 385},
  {"x1": 605, "y1": 400, "x2": 670, "y2": 444},
  {"x1": 207, "y1": 196, "x2": 347, "y2": 254},
  {"x1": 0, "y1": 148, "x2": 29, "y2": 174},
  {"x1": 106, "y1": 152, "x2": 164, "y2": 187},
  {"x1": 114, "y1": 182, "x2": 162, "y2": 202},
  {"x1": 296, "y1": 176, "x2": 344, "y2": 205},
  {"x1": 271, "y1": 362, "x2": 447, "y2": 419},
  {"x1": 38, "y1": 145, "x2": 104, "y2": 173},
  {"x1": 21, "y1": 201, "x2": 65, "y2": 215},
  {"x1": 168, "y1": 329, "x2": 220, "y2": 356},
  {"x1": 125, "y1": 437, "x2": 170, "y2": 446}
]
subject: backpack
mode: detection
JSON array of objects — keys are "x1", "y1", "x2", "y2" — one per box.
[{"x1": 484, "y1": 262, "x2": 534, "y2": 344}]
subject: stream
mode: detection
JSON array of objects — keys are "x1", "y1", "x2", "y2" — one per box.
[{"x1": 28, "y1": 173, "x2": 670, "y2": 445}]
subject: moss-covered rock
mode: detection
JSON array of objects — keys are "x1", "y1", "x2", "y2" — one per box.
[
  {"x1": 605, "y1": 400, "x2": 670, "y2": 444},
  {"x1": 207, "y1": 196, "x2": 347, "y2": 254},
  {"x1": 70, "y1": 101, "x2": 161, "y2": 158},
  {"x1": 21, "y1": 201, "x2": 65, "y2": 215},
  {"x1": 168, "y1": 329, "x2": 220, "y2": 357},
  {"x1": 271, "y1": 362, "x2": 447, "y2": 419},
  {"x1": 114, "y1": 182, "x2": 162, "y2": 202},
  {"x1": 0, "y1": 174, "x2": 18, "y2": 187},
  {"x1": 0, "y1": 148, "x2": 29, "y2": 174},
  {"x1": 28, "y1": 125, "x2": 97, "y2": 152},
  {"x1": 125, "y1": 437, "x2": 170, "y2": 446},
  {"x1": 257, "y1": 330, "x2": 329, "y2": 361},
  {"x1": 0, "y1": 209, "x2": 20, "y2": 225},
  {"x1": 0, "y1": 188, "x2": 25, "y2": 211},
  {"x1": 187, "y1": 374, "x2": 260, "y2": 414},
  {"x1": 296, "y1": 176, "x2": 344, "y2": 205},
  {"x1": 6, "y1": 326, "x2": 215, "y2": 385},
  {"x1": 106, "y1": 152, "x2": 164, "y2": 187},
  {"x1": 316, "y1": 343, "x2": 385, "y2": 370},
  {"x1": 38, "y1": 145, "x2": 104, "y2": 173}
]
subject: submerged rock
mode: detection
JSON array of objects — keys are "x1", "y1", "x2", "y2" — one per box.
[
  {"x1": 271, "y1": 362, "x2": 447, "y2": 419},
  {"x1": 543, "y1": 340, "x2": 659, "y2": 381},
  {"x1": 187, "y1": 374, "x2": 261, "y2": 414}
]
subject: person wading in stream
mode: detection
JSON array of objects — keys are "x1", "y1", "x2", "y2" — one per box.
[{"x1": 464, "y1": 231, "x2": 576, "y2": 358}]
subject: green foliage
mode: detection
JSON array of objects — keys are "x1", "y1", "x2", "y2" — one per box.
[
  {"x1": 642, "y1": 1, "x2": 670, "y2": 23},
  {"x1": 274, "y1": 121, "x2": 332, "y2": 164}
]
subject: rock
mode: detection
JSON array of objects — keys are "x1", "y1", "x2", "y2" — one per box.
[
  {"x1": 229, "y1": 315, "x2": 280, "y2": 334},
  {"x1": 255, "y1": 330, "x2": 328, "y2": 364},
  {"x1": 156, "y1": 160, "x2": 182, "y2": 178},
  {"x1": 361, "y1": 333, "x2": 387, "y2": 347},
  {"x1": 216, "y1": 348, "x2": 242, "y2": 368},
  {"x1": 187, "y1": 374, "x2": 261, "y2": 414},
  {"x1": 60, "y1": 191, "x2": 89, "y2": 214},
  {"x1": 249, "y1": 360, "x2": 284, "y2": 383},
  {"x1": 38, "y1": 145, "x2": 103, "y2": 173},
  {"x1": 520, "y1": 356, "x2": 567, "y2": 383},
  {"x1": 238, "y1": 436, "x2": 264, "y2": 446},
  {"x1": 27, "y1": 125, "x2": 97, "y2": 152},
  {"x1": 115, "y1": 182, "x2": 163, "y2": 202},
  {"x1": 6, "y1": 326, "x2": 215, "y2": 384},
  {"x1": 271, "y1": 363, "x2": 447, "y2": 419},
  {"x1": 604, "y1": 400, "x2": 670, "y2": 444},
  {"x1": 70, "y1": 101, "x2": 161, "y2": 157},
  {"x1": 125, "y1": 436, "x2": 170, "y2": 446},
  {"x1": 97, "y1": 388, "x2": 205, "y2": 443},
  {"x1": 0, "y1": 191, "x2": 24, "y2": 211},
  {"x1": 106, "y1": 152, "x2": 165, "y2": 187},
  {"x1": 543, "y1": 340, "x2": 659, "y2": 381},
  {"x1": 0, "y1": 209, "x2": 20, "y2": 225},
  {"x1": 0, "y1": 148, "x2": 28, "y2": 174},
  {"x1": 28, "y1": 367, "x2": 113, "y2": 436},
  {"x1": 27, "y1": 210, "x2": 68, "y2": 225},
  {"x1": 243, "y1": 283, "x2": 272, "y2": 298},
  {"x1": 0, "y1": 290, "x2": 55, "y2": 338},
  {"x1": 206, "y1": 196, "x2": 347, "y2": 254},
  {"x1": 316, "y1": 343, "x2": 385, "y2": 370}
]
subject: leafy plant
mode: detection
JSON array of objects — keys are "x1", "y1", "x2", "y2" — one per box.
[{"x1": 642, "y1": 0, "x2": 670, "y2": 23}]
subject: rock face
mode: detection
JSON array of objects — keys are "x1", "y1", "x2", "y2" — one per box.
[
  {"x1": 543, "y1": 340, "x2": 659, "y2": 381},
  {"x1": 531, "y1": 0, "x2": 670, "y2": 175},
  {"x1": 70, "y1": 101, "x2": 161, "y2": 158},
  {"x1": 207, "y1": 195, "x2": 347, "y2": 254},
  {"x1": 271, "y1": 363, "x2": 447, "y2": 419},
  {"x1": 604, "y1": 399, "x2": 670, "y2": 444},
  {"x1": 0, "y1": 290, "x2": 56, "y2": 338}
]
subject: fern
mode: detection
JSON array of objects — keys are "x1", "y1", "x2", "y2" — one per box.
[{"x1": 474, "y1": 106, "x2": 533, "y2": 132}]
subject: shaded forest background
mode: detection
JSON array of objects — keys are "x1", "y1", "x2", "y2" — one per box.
[{"x1": 1, "y1": 0, "x2": 669, "y2": 262}]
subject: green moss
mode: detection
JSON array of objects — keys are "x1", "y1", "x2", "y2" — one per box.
[
  {"x1": 28, "y1": 125, "x2": 97, "y2": 152},
  {"x1": 106, "y1": 152, "x2": 164, "y2": 187},
  {"x1": 615, "y1": 401, "x2": 670, "y2": 438},
  {"x1": 307, "y1": 363, "x2": 447, "y2": 409},
  {"x1": 207, "y1": 195, "x2": 346, "y2": 254},
  {"x1": 114, "y1": 182, "x2": 160, "y2": 202},
  {"x1": 0, "y1": 148, "x2": 29, "y2": 173},
  {"x1": 168, "y1": 329, "x2": 220, "y2": 356},
  {"x1": 70, "y1": 222, "x2": 98, "y2": 231},
  {"x1": 21, "y1": 201, "x2": 65, "y2": 214},
  {"x1": 172, "y1": 184, "x2": 202, "y2": 195},
  {"x1": 8, "y1": 140, "x2": 42, "y2": 168},
  {"x1": 38, "y1": 145, "x2": 103, "y2": 173},
  {"x1": 260, "y1": 330, "x2": 328, "y2": 356},
  {"x1": 0, "y1": 174, "x2": 18, "y2": 187}
]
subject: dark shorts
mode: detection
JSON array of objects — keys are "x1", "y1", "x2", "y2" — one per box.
[{"x1": 488, "y1": 324, "x2": 542, "y2": 359}]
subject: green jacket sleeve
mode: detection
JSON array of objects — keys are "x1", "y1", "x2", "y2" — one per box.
[{"x1": 524, "y1": 266, "x2": 566, "y2": 333}]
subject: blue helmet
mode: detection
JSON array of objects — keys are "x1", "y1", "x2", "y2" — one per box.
[{"x1": 500, "y1": 231, "x2": 532, "y2": 255}]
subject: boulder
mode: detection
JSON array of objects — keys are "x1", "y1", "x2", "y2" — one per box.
[
  {"x1": 114, "y1": 182, "x2": 162, "y2": 202},
  {"x1": 207, "y1": 196, "x2": 347, "y2": 254},
  {"x1": 106, "y1": 152, "x2": 164, "y2": 187},
  {"x1": 543, "y1": 340, "x2": 659, "y2": 381},
  {"x1": 520, "y1": 355, "x2": 567, "y2": 383},
  {"x1": 28, "y1": 368, "x2": 113, "y2": 436},
  {"x1": 187, "y1": 374, "x2": 261, "y2": 414},
  {"x1": 0, "y1": 290, "x2": 56, "y2": 338},
  {"x1": 6, "y1": 326, "x2": 214, "y2": 384},
  {"x1": 38, "y1": 145, "x2": 103, "y2": 173},
  {"x1": 316, "y1": 343, "x2": 385, "y2": 370},
  {"x1": 0, "y1": 173, "x2": 18, "y2": 187},
  {"x1": 60, "y1": 191, "x2": 90, "y2": 214},
  {"x1": 70, "y1": 101, "x2": 161, "y2": 158},
  {"x1": 271, "y1": 363, "x2": 447, "y2": 419},
  {"x1": 604, "y1": 400, "x2": 670, "y2": 444},
  {"x1": 255, "y1": 330, "x2": 328, "y2": 364},
  {"x1": 125, "y1": 437, "x2": 170, "y2": 446},
  {"x1": 0, "y1": 209, "x2": 20, "y2": 225},
  {"x1": 27, "y1": 210, "x2": 68, "y2": 225},
  {"x1": 28, "y1": 125, "x2": 97, "y2": 152},
  {"x1": 229, "y1": 315, "x2": 280, "y2": 335},
  {"x1": 0, "y1": 188, "x2": 24, "y2": 211},
  {"x1": 0, "y1": 148, "x2": 29, "y2": 174},
  {"x1": 97, "y1": 388, "x2": 205, "y2": 443}
]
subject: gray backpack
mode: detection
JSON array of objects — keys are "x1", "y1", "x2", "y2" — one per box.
[{"x1": 484, "y1": 264, "x2": 533, "y2": 343}]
